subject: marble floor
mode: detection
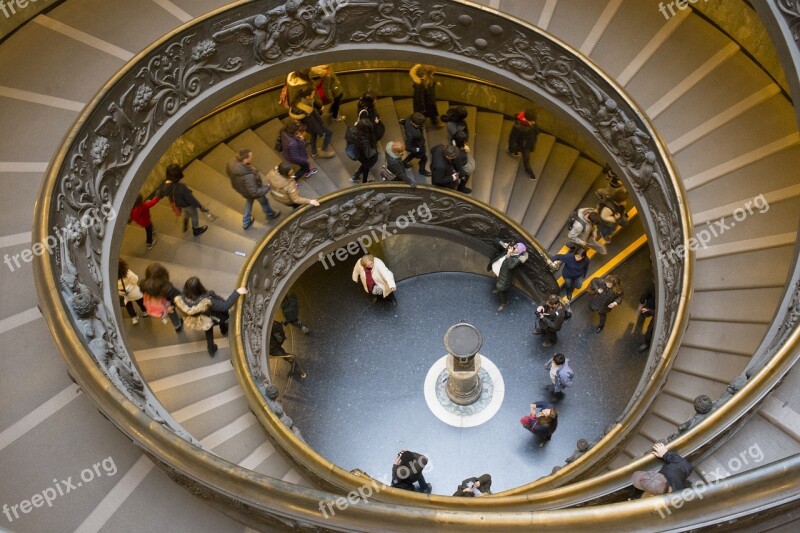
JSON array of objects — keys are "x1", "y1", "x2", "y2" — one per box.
[{"x1": 280, "y1": 249, "x2": 652, "y2": 495}]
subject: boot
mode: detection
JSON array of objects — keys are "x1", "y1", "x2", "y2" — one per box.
[{"x1": 193, "y1": 225, "x2": 208, "y2": 236}]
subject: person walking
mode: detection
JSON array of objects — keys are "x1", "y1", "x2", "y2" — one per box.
[
  {"x1": 310, "y1": 64, "x2": 345, "y2": 122},
  {"x1": 441, "y1": 106, "x2": 469, "y2": 147},
  {"x1": 281, "y1": 293, "x2": 311, "y2": 334},
  {"x1": 157, "y1": 164, "x2": 208, "y2": 237},
  {"x1": 401, "y1": 112, "x2": 430, "y2": 177},
  {"x1": 520, "y1": 401, "x2": 558, "y2": 447},
  {"x1": 453, "y1": 474, "x2": 492, "y2": 497},
  {"x1": 130, "y1": 194, "x2": 159, "y2": 250},
  {"x1": 566, "y1": 207, "x2": 602, "y2": 253},
  {"x1": 637, "y1": 284, "x2": 655, "y2": 352},
  {"x1": 391, "y1": 450, "x2": 431, "y2": 493},
  {"x1": 549, "y1": 248, "x2": 590, "y2": 301},
  {"x1": 631, "y1": 443, "x2": 693, "y2": 496},
  {"x1": 352, "y1": 254, "x2": 397, "y2": 306},
  {"x1": 117, "y1": 259, "x2": 148, "y2": 325},
  {"x1": 533, "y1": 294, "x2": 567, "y2": 348},
  {"x1": 289, "y1": 86, "x2": 335, "y2": 158},
  {"x1": 267, "y1": 162, "x2": 320, "y2": 208},
  {"x1": 488, "y1": 238, "x2": 528, "y2": 312},
  {"x1": 139, "y1": 262, "x2": 183, "y2": 332},
  {"x1": 280, "y1": 120, "x2": 318, "y2": 180},
  {"x1": 597, "y1": 195, "x2": 628, "y2": 243},
  {"x1": 588, "y1": 274, "x2": 623, "y2": 333},
  {"x1": 508, "y1": 109, "x2": 540, "y2": 180},
  {"x1": 430, "y1": 144, "x2": 471, "y2": 193},
  {"x1": 226, "y1": 149, "x2": 281, "y2": 230},
  {"x1": 346, "y1": 118, "x2": 379, "y2": 183},
  {"x1": 173, "y1": 277, "x2": 247, "y2": 356},
  {"x1": 356, "y1": 92, "x2": 386, "y2": 141},
  {"x1": 410, "y1": 64, "x2": 440, "y2": 126},
  {"x1": 383, "y1": 141, "x2": 416, "y2": 187},
  {"x1": 269, "y1": 320, "x2": 308, "y2": 379},
  {"x1": 544, "y1": 353, "x2": 574, "y2": 400},
  {"x1": 285, "y1": 68, "x2": 320, "y2": 110}
]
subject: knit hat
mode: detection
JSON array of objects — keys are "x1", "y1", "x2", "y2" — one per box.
[
  {"x1": 631, "y1": 471, "x2": 668, "y2": 495},
  {"x1": 514, "y1": 243, "x2": 526, "y2": 254}
]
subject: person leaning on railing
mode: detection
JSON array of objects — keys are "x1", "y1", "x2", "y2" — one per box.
[
  {"x1": 631, "y1": 442, "x2": 693, "y2": 497},
  {"x1": 267, "y1": 162, "x2": 320, "y2": 208}
]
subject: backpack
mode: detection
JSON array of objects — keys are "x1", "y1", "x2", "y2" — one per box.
[
  {"x1": 344, "y1": 126, "x2": 360, "y2": 160},
  {"x1": 566, "y1": 210, "x2": 586, "y2": 233},
  {"x1": 143, "y1": 293, "x2": 171, "y2": 318}
]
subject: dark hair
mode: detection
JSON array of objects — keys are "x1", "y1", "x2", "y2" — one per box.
[
  {"x1": 605, "y1": 274, "x2": 623, "y2": 294},
  {"x1": 183, "y1": 276, "x2": 208, "y2": 300},
  {"x1": 355, "y1": 118, "x2": 375, "y2": 137},
  {"x1": 524, "y1": 109, "x2": 537, "y2": 122},
  {"x1": 359, "y1": 92, "x2": 377, "y2": 107},
  {"x1": 546, "y1": 294, "x2": 561, "y2": 308},
  {"x1": 166, "y1": 164, "x2": 183, "y2": 182},
  {"x1": 299, "y1": 86, "x2": 315, "y2": 98},
  {"x1": 553, "y1": 353, "x2": 566, "y2": 365},
  {"x1": 443, "y1": 145, "x2": 459, "y2": 159},
  {"x1": 237, "y1": 149, "x2": 252, "y2": 161},
  {"x1": 134, "y1": 194, "x2": 143, "y2": 207},
  {"x1": 284, "y1": 120, "x2": 301, "y2": 134},
  {"x1": 452, "y1": 130, "x2": 468, "y2": 148},
  {"x1": 140, "y1": 262, "x2": 172, "y2": 298},
  {"x1": 410, "y1": 112, "x2": 425, "y2": 125},
  {"x1": 574, "y1": 247, "x2": 586, "y2": 259},
  {"x1": 118, "y1": 259, "x2": 130, "y2": 280},
  {"x1": 538, "y1": 407, "x2": 558, "y2": 425},
  {"x1": 587, "y1": 211, "x2": 600, "y2": 224},
  {"x1": 442, "y1": 106, "x2": 468, "y2": 122},
  {"x1": 278, "y1": 162, "x2": 293, "y2": 175},
  {"x1": 294, "y1": 68, "x2": 312, "y2": 82}
]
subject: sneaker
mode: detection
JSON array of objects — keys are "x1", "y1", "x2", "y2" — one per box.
[
  {"x1": 305, "y1": 168, "x2": 319, "y2": 177},
  {"x1": 532, "y1": 329, "x2": 542, "y2": 335},
  {"x1": 301, "y1": 325, "x2": 311, "y2": 334},
  {"x1": 243, "y1": 217, "x2": 254, "y2": 230},
  {"x1": 350, "y1": 174, "x2": 360, "y2": 182},
  {"x1": 193, "y1": 225, "x2": 208, "y2": 236},
  {"x1": 208, "y1": 344, "x2": 218, "y2": 357},
  {"x1": 267, "y1": 211, "x2": 281, "y2": 220},
  {"x1": 332, "y1": 115, "x2": 346, "y2": 122},
  {"x1": 162, "y1": 317, "x2": 169, "y2": 325},
  {"x1": 528, "y1": 173, "x2": 537, "y2": 180},
  {"x1": 132, "y1": 316, "x2": 140, "y2": 325},
  {"x1": 460, "y1": 187, "x2": 472, "y2": 194},
  {"x1": 419, "y1": 170, "x2": 432, "y2": 177},
  {"x1": 316, "y1": 149, "x2": 335, "y2": 158},
  {"x1": 638, "y1": 343, "x2": 649, "y2": 353},
  {"x1": 497, "y1": 304, "x2": 506, "y2": 312},
  {"x1": 299, "y1": 370, "x2": 308, "y2": 379},
  {"x1": 596, "y1": 326, "x2": 604, "y2": 334},
  {"x1": 147, "y1": 237, "x2": 158, "y2": 250},
  {"x1": 142, "y1": 311, "x2": 149, "y2": 317}
]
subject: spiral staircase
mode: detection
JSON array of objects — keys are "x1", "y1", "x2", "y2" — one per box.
[{"x1": 2, "y1": 0, "x2": 800, "y2": 531}]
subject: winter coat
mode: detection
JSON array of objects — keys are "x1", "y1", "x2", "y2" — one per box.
[
  {"x1": 130, "y1": 197, "x2": 159, "y2": 227},
  {"x1": 589, "y1": 278, "x2": 623, "y2": 312},
  {"x1": 538, "y1": 302, "x2": 566, "y2": 332},
  {"x1": 567, "y1": 207, "x2": 598, "y2": 247},
  {"x1": 489, "y1": 239, "x2": 528, "y2": 292},
  {"x1": 403, "y1": 118, "x2": 426, "y2": 154},
  {"x1": 226, "y1": 160, "x2": 269, "y2": 200},
  {"x1": 267, "y1": 168, "x2": 314, "y2": 206},
  {"x1": 410, "y1": 65, "x2": 438, "y2": 118},
  {"x1": 348, "y1": 127, "x2": 377, "y2": 161},
  {"x1": 158, "y1": 181, "x2": 201, "y2": 209},
  {"x1": 281, "y1": 130, "x2": 308, "y2": 165},
  {"x1": 520, "y1": 401, "x2": 558, "y2": 440},
  {"x1": 280, "y1": 294, "x2": 300, "y2": 323},
  {"x1": 117, "y1": 270, "x2": 143, "y2": 303},
  {"x1": 508, "y1": 111, "x2": 539, "y2": 152},
  {"x1": 391, "y1": 451, "x2": 427, "y2": 488},
  {"x1": 430, "y1": 144, "x2": 463, "y2": 188},
  {"x1": 384, "y1": 142, "x2": 415, "y2": 187},
  {"x1": 311, "y1": 68, "x2": 343, "y2": 103},
  {"x1": 453, "y1": 475, "x2": 492, "y2": 497},
  {"x1": 639, "y1": 286, "x2": 655, "y2": 316},
  {"x1": 289, "y1": 96, "x2": 326, "y2": 136},
  {"x1": 446, "y1": 120, "x2": 468, "y2": 146},
  {"x1": 658, "y1": 451, "x2": 693, "y2": 492},
  {"x1": 173, "y1": 290, "x2": 239, "y2": 331},
  {"x1": 550, "y1": 252, "x2": 590, "y2": 280},
  {"x1": 352, "y1": 257, "x2": 396, "y2": 297},
  {"x1": 285, "y1": 71, "x2": 321, "y2": 108}
]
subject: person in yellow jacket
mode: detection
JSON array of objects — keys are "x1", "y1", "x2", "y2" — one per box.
[{"x1": 267, "y1": 162, "x2": 321, "y2": 208}]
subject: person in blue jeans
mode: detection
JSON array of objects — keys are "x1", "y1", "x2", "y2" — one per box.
[
  {"x1": 391, "y1": 450, "x2": 431, "y2": 493},
  {"x1": 549, "y1": 248, "x2": 590, "y2": 301},
  {"x1": 226, "y1": 149, "x2": 280, "y2": 230}
]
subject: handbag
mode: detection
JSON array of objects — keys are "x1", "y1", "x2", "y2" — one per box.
[{"x1": 380, "y1": 165, "x2": 396, "y2": 182}]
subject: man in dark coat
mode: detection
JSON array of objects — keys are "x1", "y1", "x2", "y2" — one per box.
[
  {"x1": 401, "y1": 113, "x2": 431, "y2": 177},
  {"x1": 488, "y1": 238, "x2": 528, "y2": 312},
  {"x1": 638, "y1": 285, "x2": 655, "y2": 352},
  {"x1": 281, "y1": 293, "x2": 310, "y2": 334},
  {"x1": 632, "y1": 442, "x2": 693, "y2": 496},
  {"x1": 156, "y1": 164, "x2": 208, "y2": 237},
  {"x1": 534, "y1": 294, "x2": 567, "y2": 348},
  {"x1": 453, "y1": 474, "x2": 492, "y2": 497},
  {"x1": 391, "y1": 450, "x2": 431, "y2": 493},
  {"x1": 508, "y1": 109, "x2": 540, "y2": 180},
  {"x1": 226, "y1": 149, "x2": 280, "y2": 230},
  {"x1": 430, "y1": 144, "x2": 471, "y2": 193}
]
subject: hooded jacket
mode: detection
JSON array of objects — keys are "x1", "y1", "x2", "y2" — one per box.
[
  {"x1": 403, "y1": 117, "x2": 426, "y2": 154},
  {"x1": 285, "y1": 71, "x2": 321, "y2": 108},
  {"x1": 508, "y1": 110, "x2": 539, "y2": 152},
  {"x1": 567, "y1": 207, "x2": 599, "y2": 247},
  {"x1": 589, "y1": 277, "x2": 623, "y2": 312},
  {"x1": 281, "y1": 129, "x2": 308, "y2": 165},
  {"x1": 384, "y1": 142, "x2": 415, "y2": 187},
  {"x1": 267, "y1": 168, "x2": 314, "y2": 206},
  {"x1": 173, "y1": 290, "x2": 240, "y2": 331}
]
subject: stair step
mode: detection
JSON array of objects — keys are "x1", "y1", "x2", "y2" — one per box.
[
  {"x1": 152, "y1": 361, "x2": 237, "y2": 413},
  {"x1": 545, "y1": 0, "x2": 612, "y2": 50},
  {"x1": 471, "y1": 111, "x2": 505, "y2": 204},
  {"x1": 210, "y1": 423, "x2": 271, "y2": 465},
  {"x1": 663, "y1": 370, "x2": 730, "y2": 404},
  {"x1": 521, "y1": 143, "x2": 580, "y2": 235},
  {"x1": 506, "y1": 134, "x2": 566, "y2": 221},
  {"x1": 681, "y1": 319, "x2": 768, "y2": 356},
  {"x1": 637, "y1": 414, "x2": 678, "y2": 443},
  {"x1": 690, "y1": 287, "x2": 784, "y2": 323},
  {"x1": 650, "y1": 395, "x2": 691, "y2": 426},
  {"x1": 693, "y1": 245, "x2": 794, "y2": 290},
  {"x1": 690, "y1": 197, "x2": 800, "y2": 250},
  {"x1": 135, "y1": 339, "x2": 232, "y2": 382},
  {"x1": 535, "y1": 158, "x2": 603, "y2": 249},
  {"x1": 183, "y1": 395, "x2": 251, "y2": 442},
  {"x1": 488, "y1": 121, "x2": 524, "y2": 210},
  {"x1": 671, "y1": 346, "x2": 750, "y2": 385}
]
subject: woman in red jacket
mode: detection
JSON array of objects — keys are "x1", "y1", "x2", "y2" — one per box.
[{"x1": 130, "y1": 194, "x2": 159, "y2": 249}]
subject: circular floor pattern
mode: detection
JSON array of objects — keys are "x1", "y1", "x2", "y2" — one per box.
[{"x1": 424, "y1": 355, "x2": 505, "y2": 428}]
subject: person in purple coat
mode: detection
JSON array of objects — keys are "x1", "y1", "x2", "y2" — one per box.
[{"x1": 280, "y1": 120, "x2": 318, "y2": 180}]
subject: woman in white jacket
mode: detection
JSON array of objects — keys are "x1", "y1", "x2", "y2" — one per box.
[
  {"x1": 352, "y1": 255, "x2": 397, "y2": 306},
  {"x1": 117, "y1": 259, "x2": 148, "y2": 324}
]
